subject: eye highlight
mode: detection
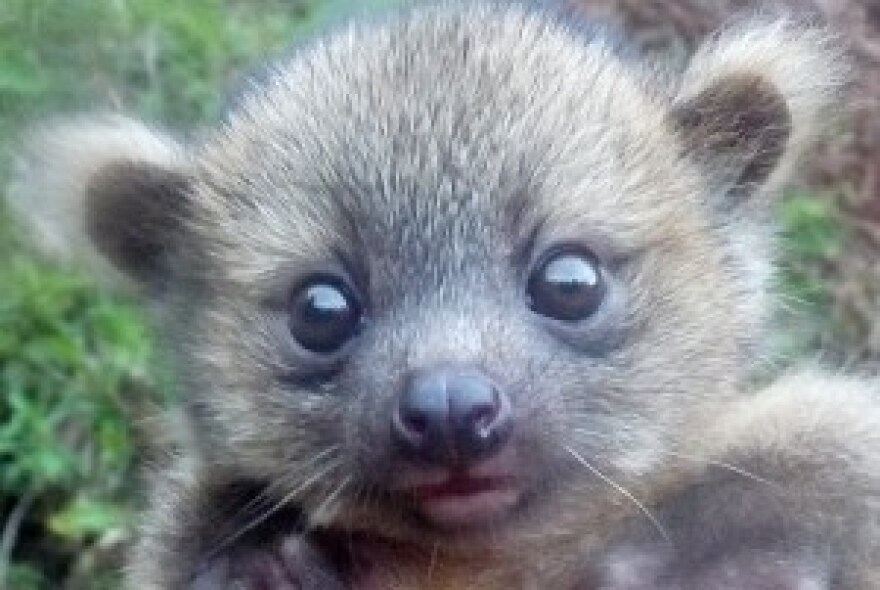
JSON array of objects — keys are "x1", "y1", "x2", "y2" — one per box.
[
  {"x1": 527, "y1": 245, "x2": 607, "y2": 322},
  {"x1": 289, "y1": 275, "x2": 363, "y2": 354}
]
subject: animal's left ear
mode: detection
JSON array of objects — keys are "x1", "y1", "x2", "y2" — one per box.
[{"x1": 671, "y1": 20, "x2": 848, "y2": 209}]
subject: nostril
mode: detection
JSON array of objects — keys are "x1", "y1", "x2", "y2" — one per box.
[
  {"x1": 402, "y1": 412, "x2": 429, "y2": 435},
  {"x1": 468, "y1": 402, "x2": 499, "y2": 435},
  {"x1": 391, "y1": 376, "x2": 450, "y2": 461},
  {"x1": 451, "y1": 381, "x2": 513, "y2": 461},
  {"x1": 393, "y1": 368, "x2": 513, "y2": 465}
]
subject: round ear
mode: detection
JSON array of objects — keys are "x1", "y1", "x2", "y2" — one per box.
[
  {"x1": 670, "y1": 19, "x2": 849, "y2": 210},
  {"x1": 673, "y1": 73, "x2": 791, "y2": 201},
  {"x1": 84, "y1": 159, "x2": 190, "y2": 285},
  {"x1": 8, "y1": 115, "x2": 191, "y2": 291},
  {"x1": 668, "y1": 20, "x2": 849, "y2": 354}
]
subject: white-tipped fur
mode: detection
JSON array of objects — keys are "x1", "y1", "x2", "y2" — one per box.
[
  {"x1": 5, "y1": 3, "x2": 872, "y2": 589},
  {"x1": 7, "y1": 115, "x2": 185, "y2": 284},
  {"x1": 671, "y1": 19, "x2": 850, "y2": 360},
  {"x1": 677, "y1": 18, "x2": 849, "y2": 195}
]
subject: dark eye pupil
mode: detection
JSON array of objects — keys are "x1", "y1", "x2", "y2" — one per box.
[
  {"x1": 528, "y1": 248, "x2": 606, "y2": 321},
  {"x1": 290, "y1": 279, "x2": 362, "y2": 353}
]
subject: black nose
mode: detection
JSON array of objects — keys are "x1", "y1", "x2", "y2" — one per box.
[{"x1": 392, "y1": 369, "x2": 513, "y2": 465}]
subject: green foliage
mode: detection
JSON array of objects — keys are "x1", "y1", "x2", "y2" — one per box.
[
  {"x1": 0, "y1": 1, "x2": 404, "y2": 587},
  {"x1": 0, "y1": 0, "x2": 837, "y2": 587},
  {"x1": 0, "y1": 246, "x2": 156, "y2": 589},
  {"x1": 774, "y1": 190, "x2": 845, "y2": 361},
  {"x1": 0, "y1": 0, "x2": 325, "y2": 134},
  {"x1": 778, "y1": 192, "x2": 841, "y2": 303}
]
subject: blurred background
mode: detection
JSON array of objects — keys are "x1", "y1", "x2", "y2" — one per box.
[{"x1": 0, "y1": 1, "x2": 877, "y2": 588}]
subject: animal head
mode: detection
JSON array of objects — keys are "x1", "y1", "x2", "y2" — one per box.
[{"x1": 9, "y1": 2, "x2": 845, "y2": 547}]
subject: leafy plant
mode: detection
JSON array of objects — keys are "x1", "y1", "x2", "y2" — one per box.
[
  {"x1": 773, "y1": 190, "x2": 845, "y2": 362},
  {"x1": 0, "y1": 0, "x2": 842, "y2": 587},
  {"x1": 0, "y1": 1, "x2": 404, "y2": 587},
  {"x1": 0, "y1": 246, "x2": 159, "y2": 590}
]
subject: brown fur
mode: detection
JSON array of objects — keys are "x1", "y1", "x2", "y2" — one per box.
[{"x1": 7, "y1": 2, "x2": 874, "y2": 589}]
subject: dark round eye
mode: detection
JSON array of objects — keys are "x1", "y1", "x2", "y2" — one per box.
[
  {"x1": 289, "y1": 276, "x2": 363, "y2": 354},
  {"x1": 527, "y1": 246, "x2": 607, "y2": 321}
]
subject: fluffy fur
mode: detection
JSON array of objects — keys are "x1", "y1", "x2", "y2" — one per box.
[
  {"x1": 8, "y1": 2, "x2": 874, "y2": 589},
  {"x1": 8, "y1": 115, "x2": 186, "y2": 287}
]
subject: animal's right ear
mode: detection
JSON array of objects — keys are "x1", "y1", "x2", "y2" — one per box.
[
  {"x1": 8, "y1": 115, "x2": 191, "y2": 290},
  {"x1": 669, "y1": 20, "x2": 847, "y2": 209}
]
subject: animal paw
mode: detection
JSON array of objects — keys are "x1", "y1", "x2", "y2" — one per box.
[
  {"x1": 190, "y1": 536, "x2": 347, "y2": 590},
  {"x1": 595, "y1": 546, "x2": 827, "y2": 590}
]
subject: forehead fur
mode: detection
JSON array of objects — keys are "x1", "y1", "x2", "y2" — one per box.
[{"x1": 191, "y1": 2, "x2": 704, "y2": 286}]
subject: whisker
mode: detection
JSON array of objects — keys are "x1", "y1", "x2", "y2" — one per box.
[
  {"x1": 210, "y1": 456, "x2": 342, "y2": 556},
  {"x1": 568, "y1": 428, "x2": 780, "y2": 491},
  {"x1": 310, "y1": 475, "x2": 352, "y2": 527},
  {"x1": 268, "y1": 445, "x2": 343, "y2": 494},
  {"x1": 564, "y1": 445, "x2": 671, "y2": 545},
  {"x1": 226, "y1": 445, "x2": 342, "y2": 531},
  {"x1": 662, "y1": 449, "x2": 781, "y2": 490}
]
